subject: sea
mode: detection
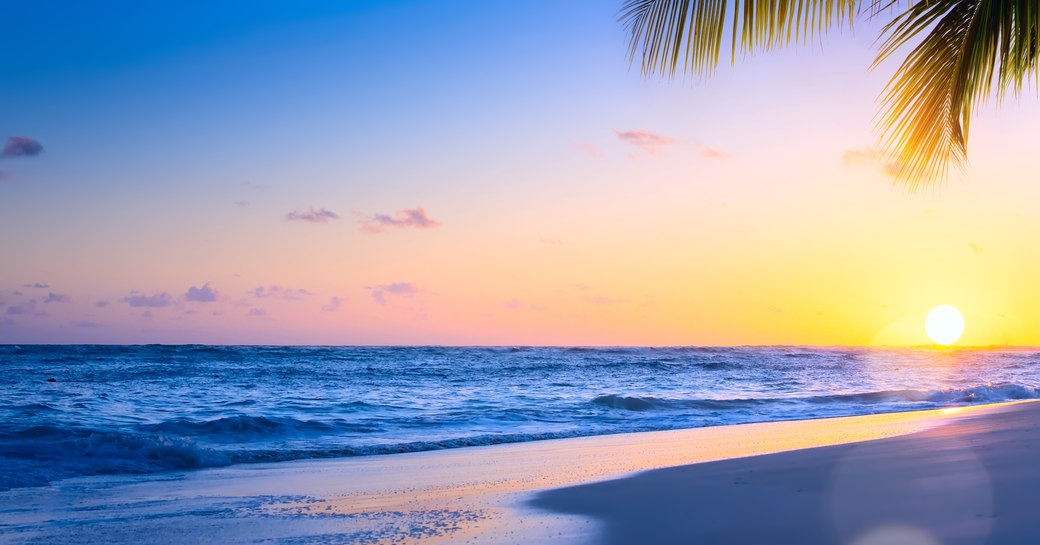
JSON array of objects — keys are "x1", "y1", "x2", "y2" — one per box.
[{"x1": 1, "y1": 345, "x2": 1038, "y2": 491}]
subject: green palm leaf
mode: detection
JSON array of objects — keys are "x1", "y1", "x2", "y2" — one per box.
[
  {"x1": 621, "y1": 0, "x2": 1040, "y2": 188},
  {"x1": 875, "y1": 0, "x2": 1040, "y2": 188}
]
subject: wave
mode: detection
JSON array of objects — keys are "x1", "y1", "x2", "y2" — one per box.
[
  {"x1": 2, "y1": 378, "x2": 1038, "y2": 491},
  {"x1": 0, "y1": 425, "x2": 230, "y2": 491},
  {"x1": 140, "y1": 415, "x2": 339, "y2": 438},
  {"x1": 592, "y1": 382, "x2": 1040, "y2": 412}
]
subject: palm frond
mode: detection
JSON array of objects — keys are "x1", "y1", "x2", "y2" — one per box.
[
  {"x1": 874, "y1": 0, "x2": 1040, "y2": 188},
  {"x1": 620, "y1": 0, "x2": 857, "y2": 78}
]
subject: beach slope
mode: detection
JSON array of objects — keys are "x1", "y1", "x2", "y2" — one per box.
[{"x1": 532, "y1": 401, "x2": 1040, "y2": 545}]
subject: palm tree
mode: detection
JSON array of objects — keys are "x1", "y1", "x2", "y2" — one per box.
[{"x1": 620, "y1": 1, "x2": 1040, "y2": 188}]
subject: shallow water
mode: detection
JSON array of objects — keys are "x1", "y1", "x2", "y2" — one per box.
[{"x1": 1, "y1": 345, "x2": 1037, "y2": 490}]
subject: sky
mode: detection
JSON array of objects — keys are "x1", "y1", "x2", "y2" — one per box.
[{"x1": 1, "y1": 0, "x2": 1039, "y2": 346}]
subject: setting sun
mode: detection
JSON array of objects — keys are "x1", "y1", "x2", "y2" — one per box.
[{"x1": 925, "y1": 305, "x2": 965, "y2": 346}]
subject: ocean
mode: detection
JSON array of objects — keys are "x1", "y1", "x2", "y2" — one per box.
[{"x1": 1, "y1": 345, "x2": 1038, "y2": 491}]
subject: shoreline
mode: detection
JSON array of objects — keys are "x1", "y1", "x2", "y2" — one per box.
[{"x1": 2, "y1": 400, "x2": 1031, "y2": 544}]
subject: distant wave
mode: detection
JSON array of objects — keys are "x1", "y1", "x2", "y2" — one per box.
[{"x1": 592, "y1": 383, "x2": 1040, "y2": 412}]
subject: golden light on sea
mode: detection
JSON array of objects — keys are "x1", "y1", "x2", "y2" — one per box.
[{"x1": 924, "y1": 305, "x2": 965, "y2": 346}]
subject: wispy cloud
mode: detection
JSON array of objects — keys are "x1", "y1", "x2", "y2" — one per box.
[
  {"x1": 842, "y1": 147, "x2": 881, "y2": 166},
  {"x1": 43, "y1": 293, "x2": 69, "y2": 303},
  {"x1": 615, "y1": 129, "x2": 673, "y2": 155},
  {"x1": 700, "y1": 147, "x2": 728, "y2": 159},
  {"x1": 185, "y1": 283, "x2": 218, "y2": 303},
  {"x1": 75, "y1": 320, "x2": 102, "y2": 328},
  {"x1": 286, "y1": 208, "x2": 339, "y2": 223},
  {"x1": 234, "y1": 200, "x2": 250, "y2": 207},
  {"x1": 585, "y1": 295, "x2": 628, "y2": 305},
  {"x1": 248, "y1": 308, "x2": 267, "y2": 317},
  {"x1": 503, "y1": 299, "x2": 523, "y2": 310},
  {"x1": 252, "y1": 285, "x2": 312, "y2": 300},
  {"x1": 1, "y1": 136, "x2": 44, "y2": 158},
  {"x1": 322, "y1": 296, "x2": 343, "y2": 312},
  {"x1": 23, "y1": 282, "x2": 49, "y2": 289},
  {"x1": 575, "y1": 143, "x2": 603, "y2": 159},
  {"x1": 843, "y1": 147, "x2": 900, "y2": 178},
  {"x1": 124, "y1": 292, "x2": 172, "y2": 308},
  {"x1": 367, "y1": 282, "x2": 418, "y2": 305},
  {"x1": 360, "y1": 207, "x2": 440, "y2": 234},
  {"x1": 95, "y1": 301, "x2": 109, "y2": 308}
]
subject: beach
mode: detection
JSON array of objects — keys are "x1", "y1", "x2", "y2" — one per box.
[{"x1": 2, "y1": 400, "x2": 1036, "y2": 544}]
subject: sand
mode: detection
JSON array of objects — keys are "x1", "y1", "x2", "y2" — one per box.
[{"x1": 0, "y1": 401, "x2": 1035, "y2": 544}]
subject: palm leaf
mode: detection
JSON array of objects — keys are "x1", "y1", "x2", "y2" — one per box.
[
  {"x1": 620, "y1": 0, "x2": 856, "y2": 78},
  {"x1": 874, "y1": 0, "x2": 1040, "y2": 188}
]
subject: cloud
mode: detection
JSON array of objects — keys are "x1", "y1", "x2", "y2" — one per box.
[
  {"x1": 575, "y1": 143, "x2": 603, "y2": 159},
  {"x1": 185, "y1": 282, "x2": 218, "y2": 303},
  {"x1": 43, "y1": 293, "x2": 69, "y2": 303},
  {"x1": 1, "y1": 137, "x2": 44, "y2": 158},
  {"x1": 700, "y1": 147, "x2": 728, "y2": 159},
  {"x1": 23, "y1": 282, "x2": 49, "y2": 289},
  {"x1": 95, "y1": 300, "x2": 109, "y2": 308},
  {"x1": 234, "y1": 200, "x2": 250, "y2": 207},
  {"x1": 248, "y1": 308, "x2": 266, "y2": 317},
  {"x1": 0, "y1": 170, "x2": 7, "y2": 181},
  {"x1": 124, "y1": 292, "x2": 172, "y2": 308},
  {"x1": 75, "y1": 320, "x2": 102, "y2": 328},
  {"x1": 585, "y1": 295, "x2": 628, "y2": 305},
  {"x1": 615, "y1": 129, "x2": 673, "y2": 155},
  {"x1": 252, "y1": 285, "x2": 312, "y2": 300},
  {"x1": 842, "y1": 147, "x2": 881, "y2": 166},
  {"x1": 360, "y1": 207, "x2": 440, "y2": 234},
  {"x1": 843, "y1": 147, "x2": 901, "y2": 178},
  {"x1": 367, "y1": 282, "x2": 418, "y2": 305},
  {"x1": 286, "y1": 208, "x2": 339, "y2": 223},
  {"x1": 968, "y1": 242, "x2": 984, "y2": 254},
  {"x1": 6, "y1": 300, "x2": 36, "y2": 315},
  {"x1": 503, "y1": 299, "x2": 523, "y2": 310},
  {"x1": 322, "y1": 296, "x2": 343, "y2": 312}
]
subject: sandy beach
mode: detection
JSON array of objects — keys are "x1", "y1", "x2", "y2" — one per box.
[{"x1": 1, "y1": 400, "x2": 1035, "y2": 544}]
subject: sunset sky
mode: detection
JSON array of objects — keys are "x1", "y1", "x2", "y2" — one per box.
[{"x1": 2, "y1": 0, "x2": 1038, "y2": 346}]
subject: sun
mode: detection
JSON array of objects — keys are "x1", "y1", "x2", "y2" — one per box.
[{"x1": 924, "y1": 305, "x2": 964, "y2": 346}]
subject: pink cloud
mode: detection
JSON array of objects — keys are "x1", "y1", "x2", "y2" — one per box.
[
  {"x1": 286, "y1": 208, "x2": 339, "y2": 223},
  {"x1": 575, "y1": 144, "x2": 603, "y2": 159},
  {"x1": 322, "y1": 296, "x2": 343, "y2": 312},
  {"x1": 361, "y1": 207, "x2": 440, "y2": 234},
  {"x1": 367, "y1": 282, "x2": 418, "y2": 305},
  {"x1": 843, "y1": 147, "x2": 900, "y2": 178},
  {"x1": 615, "y1": 129, "x2": 673, "y2": 155},
  {"x1": 843, "y1": 147, "x2": 881, "y2": 166},
  {"x1": 700, "y1": 147, "x2": 727, "y2": 159}
]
